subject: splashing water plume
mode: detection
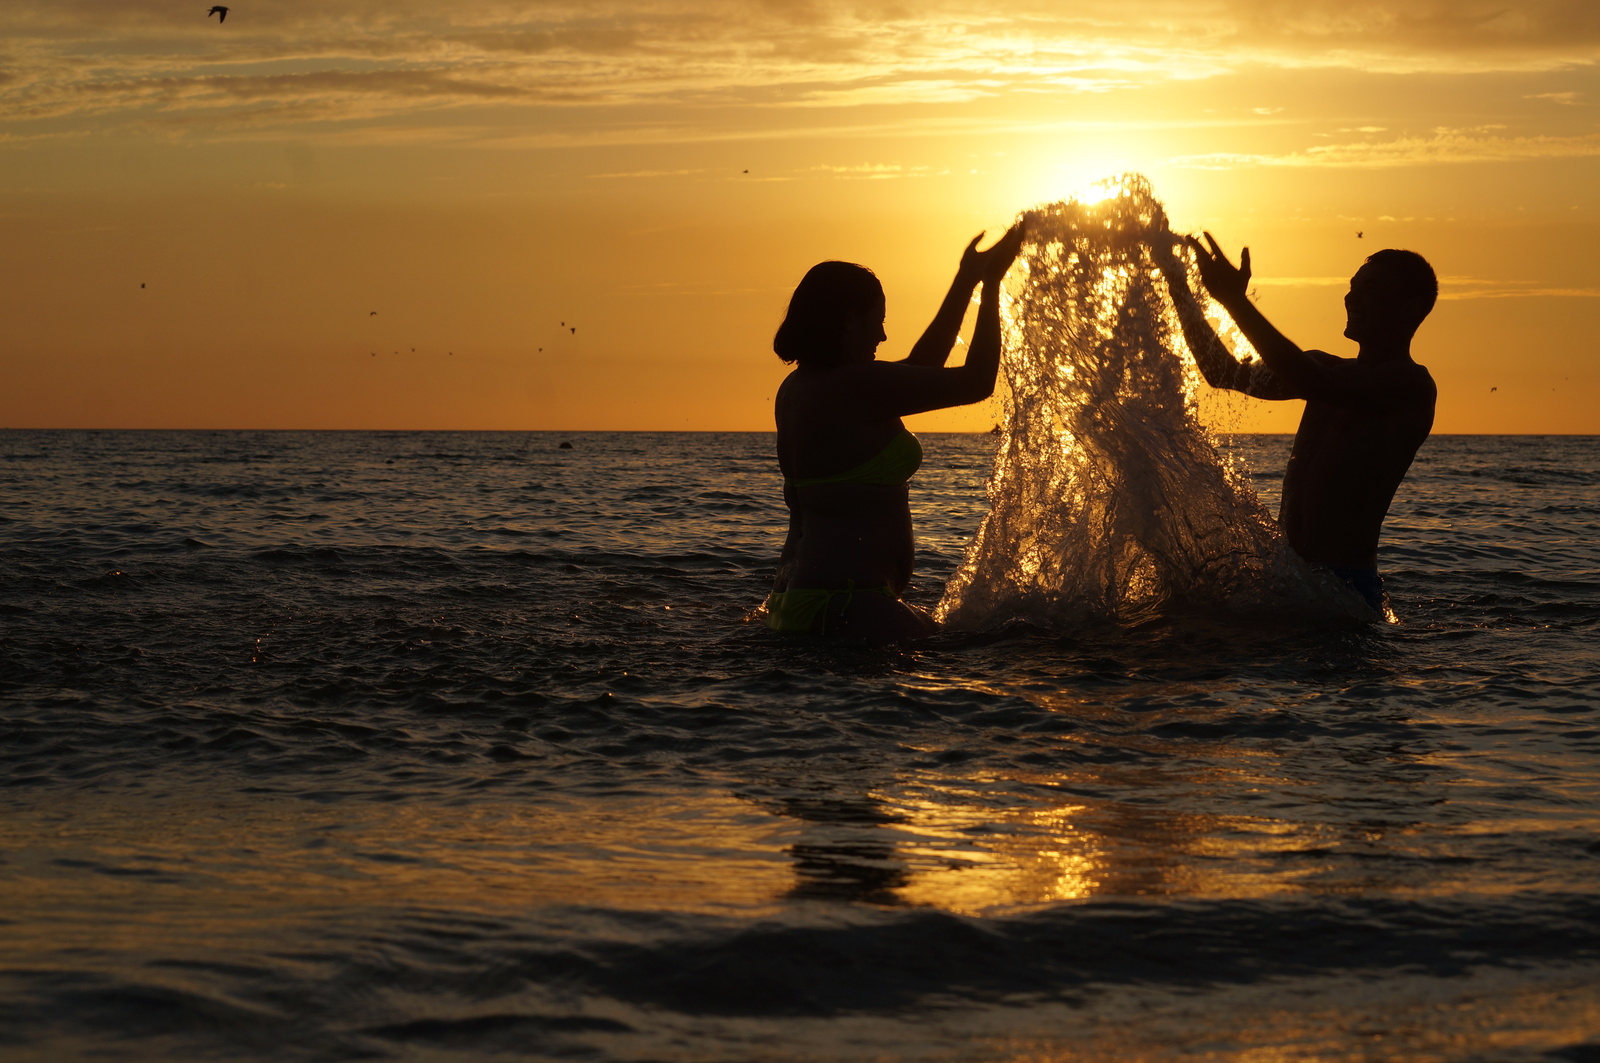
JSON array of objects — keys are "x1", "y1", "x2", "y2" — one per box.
[{"x1": 938, "y1": 176, "x2": 1365, "y2": 630}]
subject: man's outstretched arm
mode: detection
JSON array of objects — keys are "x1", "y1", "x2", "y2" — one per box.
[
  {"x1": 1187, "y1": 233, "x2": 1394, "y2": 407},
  {"x1": 1154, "y1": 235, "x2": 1299, "y2": 400}
]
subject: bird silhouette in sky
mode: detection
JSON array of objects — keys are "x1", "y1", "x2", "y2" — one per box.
[
  {"x1": 1356, "y1": 231, "x2": 1364, "y2": 238},
  {"x1": 1491, "y1": 387, "x2": 1498, "y2": 392},
  {"x1": 208, "y1": 6, "x2": 229, "y2": 23},
  {"x1": 570, "y1": 327, "x2": 576, "y2": 334},
  {"x1": 140, "y1": 283, "x2": 145, "y2": 288},
  {"x1": 369, "y1": 310, "x2": 377, "y2": 316}
]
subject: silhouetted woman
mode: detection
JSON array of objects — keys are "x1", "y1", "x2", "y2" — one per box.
[{"x1": 764, "y1": 223, "x2": 1025, "y2": 643}]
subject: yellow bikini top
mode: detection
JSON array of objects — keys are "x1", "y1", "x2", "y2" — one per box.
[{"x1": 788, "y1": 429, "x2": 922, "y2": 488}]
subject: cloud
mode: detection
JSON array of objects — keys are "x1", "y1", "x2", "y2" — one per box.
[
  {"x1": 1525, "y1": 91, "x2": 1586, "y2": 104},
  {"x1": 588, "y1": 167, "x2": 706, "y2": 178},
  {"x1": 1172, "y1": 127, "x2": 1600, "y2": 168},
  {"x1": 1252, "y1": 276, "x2": 1349, "y2": 286},
  {"x1": 1441, "y1": 288, "x2": 1600, "y2": 299},
  {"x1": 1439, "y1": 278, "x2": 1600, "y2": 299},
  {"x1": 806, "y1": 162, "x2": 944, "y2": 178},
  {"x1": 1254, "y1": 274, "x2": 1600, "y2": 299},
  {"x1": 1, "y1": 1, "x2": 1597, "y2": 142}
]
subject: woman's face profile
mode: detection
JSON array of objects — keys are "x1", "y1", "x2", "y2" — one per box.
[{"x1": 840, "y1": 301, "x2": 887, "y2": 362}]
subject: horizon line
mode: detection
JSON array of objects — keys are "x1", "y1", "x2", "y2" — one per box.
[{"x1": 3, "y1": 427, "x2": 1597, "y2": 437}]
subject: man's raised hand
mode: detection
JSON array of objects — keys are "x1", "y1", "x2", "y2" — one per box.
[{"x1": 1187, "y1": 232, "x2": 1251, "y2": 307}]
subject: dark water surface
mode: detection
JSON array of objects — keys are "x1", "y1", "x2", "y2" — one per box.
[{"x1": 3, "y1": 430, "x2": 1599, "y2": 1062}]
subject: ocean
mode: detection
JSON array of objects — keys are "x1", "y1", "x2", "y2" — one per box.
[{"x1": 3, "y1": 427, "x2": 1599, "y2": 1062}]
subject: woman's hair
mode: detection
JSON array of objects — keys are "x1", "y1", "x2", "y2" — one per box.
[{"x1": 773, "y1": 261, "x2": 884, "y2": 368}]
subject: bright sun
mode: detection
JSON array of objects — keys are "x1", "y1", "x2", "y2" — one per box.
[
  {"x1": 1067, "y1": 176, "x2": 1121, "y2": 205},
  {"x1": 1010, "y1": 146, "x2": 1144, "y2": 209}
]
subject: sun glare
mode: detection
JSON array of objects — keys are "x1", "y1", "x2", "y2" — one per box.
[
  {"x1": 1009, "y1": 142, "x2": 1150, "y2": 211},
  {"x1": 1068, "y1": 177, "x2": 1121, "y2": 206}
]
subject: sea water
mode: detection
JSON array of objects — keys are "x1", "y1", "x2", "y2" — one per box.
[
  {"x1": 4, "y1": 428, "x2": 1599, "y2": 1062},
  {"x1": 4, "y1": 186, "x2": 1600, "y2": 1061}
]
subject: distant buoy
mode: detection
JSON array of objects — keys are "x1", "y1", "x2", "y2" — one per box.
[{"x1": 558, "y1": 441, "x2": 574, "y2": 450}]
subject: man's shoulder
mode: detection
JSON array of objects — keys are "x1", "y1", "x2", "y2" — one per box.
[
  {"x1": 1319, "y1": 351, "x2": 1435, "y2": 401},
  {"x1": 1383, "y1": 359, "x2": 1436, "y2": 402}
]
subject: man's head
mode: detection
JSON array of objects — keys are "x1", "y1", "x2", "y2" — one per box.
[{"x1": 1344, "y1": 249, "x2": 1437, "y2": 345}]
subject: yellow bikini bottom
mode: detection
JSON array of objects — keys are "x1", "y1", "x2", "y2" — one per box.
[{"x1": 765, "y1": 581, "x2": 897, "y2": 634}]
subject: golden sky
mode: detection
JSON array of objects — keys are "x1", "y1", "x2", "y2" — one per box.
[{"x1": 2, "y1": 0, "x2": 1597, "y2": 431}]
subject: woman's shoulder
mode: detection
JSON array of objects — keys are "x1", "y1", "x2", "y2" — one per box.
[
  {"x1": 779, "y1": 362, "x2": 866, "y2": 408},
  {"x1": 786, "y1": 359, "x2": 928, "y2": 398}
]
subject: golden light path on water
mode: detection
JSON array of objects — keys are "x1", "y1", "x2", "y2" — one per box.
[
  {"x1": 7, "y1": 734, "x2": 1596, "y2": 941},
  {"x1": 8, "y1": 772, "x2": 1600, "y2": 1061}
]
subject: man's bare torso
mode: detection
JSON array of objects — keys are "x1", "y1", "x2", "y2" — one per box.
[{"x1": 1279, "y1": 352, "x2": 1436, "y2": 570}]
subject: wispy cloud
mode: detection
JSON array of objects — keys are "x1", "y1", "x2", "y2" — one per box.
[
  {"x1": 1172, "y1": 126, "x2": 1600, "y2": 168},
  {"x1": 1254, "y1": 274, "x2": 1600, "y2": 299},
  {"x1": 589, "y1": 167, "x2": 706, "y2": 178},
  {"x1": 1252, "y1": 276, "x2": 1349, "y2": 286},
  {"x1": 2, "y1": 1, "x2": 1596, "y2": 142},
  {"x1": 1440, "y1": 279, "x2": 1600, "y2": 299},
  {"x1": 807, "y1": 162, "x2": 944, "y2": 178},
  {"x1": 1525, "y1": 91, "x2": 1586, "y2": 104}
]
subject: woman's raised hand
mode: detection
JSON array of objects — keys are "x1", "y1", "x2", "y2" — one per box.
[
  {"x1": 972, "y1": 220, "x2": 1026, "y2": 285},
  {"x1": 956, "y1": 233, "x2": 987, "y2": 285}
]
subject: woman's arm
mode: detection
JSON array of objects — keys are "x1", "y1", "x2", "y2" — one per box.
[
  {"x1": 901, "y1": 235, "x2": 983, "y2": 368},
  {"x1": 953, "y1": 263, "x2": 1004, "y2": 402},
  {"x1": 861, "y1": 221, "x2": 1025, "y2": 416},
  {"x1": 771, "y1": 482, "x2": 802, "y2": 593}
]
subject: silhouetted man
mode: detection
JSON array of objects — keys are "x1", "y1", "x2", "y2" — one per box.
[{"x1": 1159, "y1": 235, "x2": 1439, "y2": 614}]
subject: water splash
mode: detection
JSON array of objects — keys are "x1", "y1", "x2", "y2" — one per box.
[{"x1": 937, "y1": 176, "x2": 1365, "y2": 629}]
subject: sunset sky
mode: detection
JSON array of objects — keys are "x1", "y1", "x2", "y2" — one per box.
[{"x1": 2, "y1": 1, "x2": 1597, "y2": 432}]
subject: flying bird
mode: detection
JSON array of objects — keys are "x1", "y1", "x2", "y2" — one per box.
[
  {"x1": 570, "y1": 327, "x2": 576, "y2": 334},
  {"x1": 369, "y1": 310, "x2": 377, "y2": 316},
  {"x1": 208, "y1": 6, "x2": 229, "y2": 23},
  {"x1": 1356, "y1": 231, "x2": 1364, "y2": 238},
  {"x1": 1491, "y1": 387, "x2": 1498, "y2": 392},
  {"x1": 140, "y1": 283, "x2": 145, "y2": 288}
]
